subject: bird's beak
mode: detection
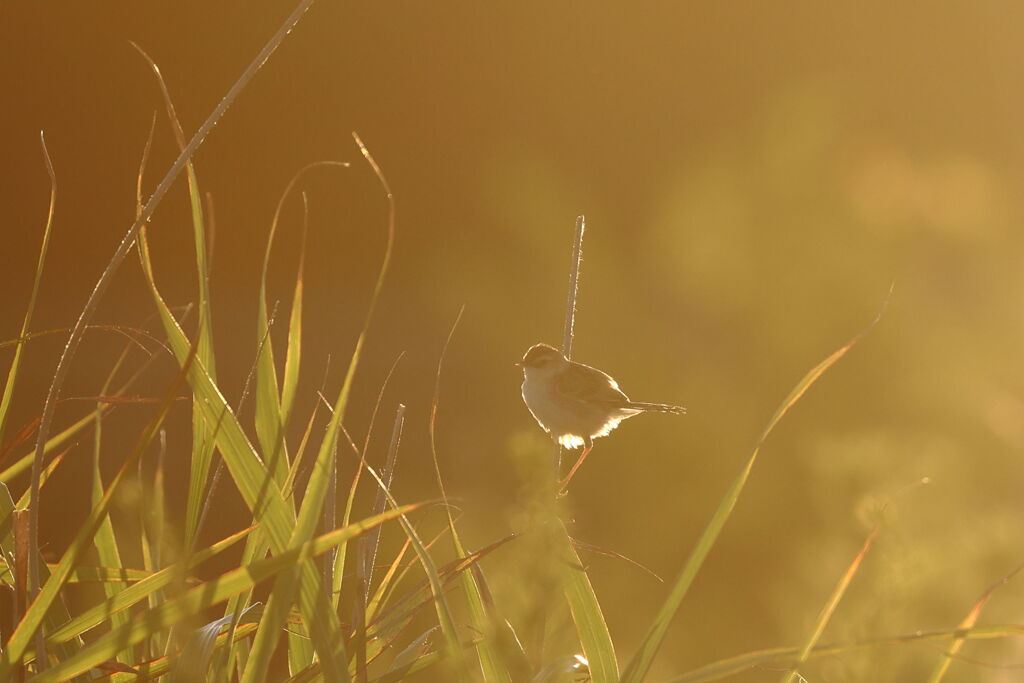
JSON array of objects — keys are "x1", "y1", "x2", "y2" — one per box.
[{"x1": 513, "y1": 361, "x2": 522, "y2": 367}]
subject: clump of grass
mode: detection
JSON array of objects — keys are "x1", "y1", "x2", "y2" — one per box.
[{"x1": 2, "y1": 6, "x2": 1023, "y2": 682}]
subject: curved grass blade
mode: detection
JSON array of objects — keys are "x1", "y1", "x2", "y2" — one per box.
[
  {"x1": 427, "y1": 308, "x2": 512, "y2": 683},
  {"x1": 255, "y1": 162, "x2": 346, "y2": 490},
  {"x1": 336, "y1": 352, "x2": 405, "y2": 613},
  {"x1": 621, "y1": 319, "x2": 880, "y2": 683},
  {"x1": 105, "y1": 623, "x2": 259, "y2": 682},
  {"x1": 0, "y1": 483, "x2": 83, "y2": 674},
  {"x1": 0, "y1": 133, "x2": 56, "y2": 449},
  {"x1": 927, "y1": 561, "x2": 1024, "y2": 683},
  {"x1": 127, "y1": 76, "x2": 218, "y2": 557},
  {"x1": 556, "y1": 519, "x2": 618, "y2": 683},
  {"x1": 665, "y1": 624, "x2": 1024, "y2": 682},
  {"x1": 91, "y1": 410, "x2": 133, "y2": 666},
  {"x1": 25, "y1": 3, "x2": 323, "y2": 667},
  {"x1": 137, "y1": 206, "x2": 347, "y2": 681},
  {"x1": 350, "y1": 406, "x2": 468, "y2": 681},
  {"x1": 779, "y1": 526, "x2": 878, "y2": 683},
  {"x1": 170, "y1": 602, "x2": 263, "y2": 683},
  {"x1": 0, "y1": 341, "x2": 197, "y2": 678},
  {"x1": 25, "y1": 506, "x2": 417, "y2": 683},
  {"x1": 46, "y1": 527, "x2": 251, "y2": 647}
]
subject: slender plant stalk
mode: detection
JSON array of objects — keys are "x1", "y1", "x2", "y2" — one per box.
[
  {"x1": 0, "y1": 133, "x2": 55, "y2": 451},
  {"x1": 555, "y1": 215, "x2": 585, "y2": 477},
  {"x1": 562, "y1": 215, "x2": 585, "y2": 360},
  {"x1": 24, "y1": 0, "x2": 322, "y2": 667}
]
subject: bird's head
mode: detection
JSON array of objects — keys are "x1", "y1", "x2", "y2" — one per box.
[{"x1": 515, "y1": 343, "x2": 566, "y2": 373}]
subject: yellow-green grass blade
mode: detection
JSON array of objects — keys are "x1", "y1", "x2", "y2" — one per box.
[
  {"x1": 0, "y1": 483, "x2": 83, "y2": 670},
  {"x1": 254, "y1": 163, "x2": 345, "y2": 493},
  {"x1": 250, "y1": 166, "x2": 341, "y2": 677},
  {"x1": 105, "y1": 622, "x2": 259, "y2": 682},
  {"x1": 48, "y1": 565, "x2": 154, "y2": 584},
  {"x1": 336, "y1": 354, "x2": 405, "y2": 612},
  {"x1": 240, "y1": 559, "x2": 303, "y2": 682},
  {"x1": 91, "y1": 411, "x2": 134, "y2": 666},
  {"x1": 0, "y1": 342, "x2": 195, "y2": 676},
  {"x1": 6, "y1": 450, "x2": 67, "y2": 517},
  {"x1": 261, "y1": 162, "x2": 386, "y2": 678},
  {"x1": 171, "y1": 602, "x2": 263, "y2": 683},
  {"x1": 927, "y1": 562, "x2": 1024, "y2": 683},
  {"x1": 282, "y1": 398, "x2": 321, "y2": 499},
  {"x1": 207, "y1": 531, "x2": 272, "y2": 680},
  {"x1": 280, "y1": 193, "x2": 308, "y2": 428},
  {"x1": 427, "y1": 309, "x2": 512, "y2": 683},
  {"x1": 365, "y1": 536, "x2": 413, "y2": 623},
  {"x1": 665, "y1": 625, "x2": 1024, "y2": 683},
  {"x1": 288, "y1": 647, "x2": 455, "y2": 683},
  {"x1": 359, "y1": 534, "x2": 516, "y2": 668},
  {"x1": 139, "y1": 437, "x2": 168, "y2": 659},
  {"x1": 1, "y1": 318, "x2": 174, "y2": 486},
  {"x1": 25, "y1": 505, "x2": 417, "y2": 683},
  {"x1": 354, "y1": 409, "x2": 467, "y2": 680},
  {"x1": 128, "y1": 43, "x2": 216, "y2": 381},
  {"x1": 303, "y1": 533, "x2": 507, "y2": 683},
  {"x1": 0, "y1": 133, "x2": 56, "y2": 449},
  {"x1": 131, "y1": 47, "x2": 219, "y2": 553},
  {"x1": 556, "y1": 519, "x2": 618, "y2": 683},
  {"x1": 318, "y1": 134, "x2": 399, "y2": 616},
  {"x1": 779, "y1": 527, "x2": 878, "y2": 683},
  {"x1": 353, "y1": 404, "x2": 405, "y2": 682},
  {"x1": 136, "y1": 229, "x2": 347, "y2": 681},
  {"x1": 46, "y1": 527, "x2": 251, "y2": 647},
  {"x1": 621, "y1": 330, "x2": 870, "y2": 683}
]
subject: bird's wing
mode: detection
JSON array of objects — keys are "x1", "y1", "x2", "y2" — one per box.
[{"x1": 555, "y1": 362, "x2": 630, "y2": 408}]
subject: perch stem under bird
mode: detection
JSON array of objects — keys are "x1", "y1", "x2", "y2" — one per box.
[{"x1": 516, "y1": 343, "x2": 685, "y2": 494}]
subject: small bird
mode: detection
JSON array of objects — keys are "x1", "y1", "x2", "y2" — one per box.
[{"x1": 516, "y1": 342, "x2": 685, "y2": 492}]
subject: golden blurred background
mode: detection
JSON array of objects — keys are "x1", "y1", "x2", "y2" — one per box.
[{"x1": 4, "y1": 2, "x2": 1024, "y2": 680}]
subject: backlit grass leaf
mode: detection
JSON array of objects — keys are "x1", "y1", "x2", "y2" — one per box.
[
  {"x1": 621, "y1": 324, "x2": 874, "y2": 683},
  {"x1": 665, "y1": 624, "x2": 1024, "y2": 682},
  {"x1": 557, "y1": 519, "x2": 619, "y2": 683},
  {"x1": 25, "y1": 505, "x2": 417, "y2": 683},
  {"x1": 927, "y1": 561, "x2": 1024, "y2": 683},
  {"x1": 136, "y1": 228, "x2": 347, "y2": 681},
  {"x1": 779, "y1": 527, "x2": 878, "y2": 683},
  {"x1": 0, "y1": 133, "x2": 56, "y2": 449},
  {"x1": 0, "y1": 340, "x2": 196, "y2": 677}
]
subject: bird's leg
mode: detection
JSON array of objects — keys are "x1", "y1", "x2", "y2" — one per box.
[{"x1": 558, "y1": 439, "x2": 593, "y2": 496}]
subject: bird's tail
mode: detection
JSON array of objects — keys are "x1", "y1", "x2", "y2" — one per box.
[{"x1": 627, "y1": 402, "x2": 686, "y2": 415}]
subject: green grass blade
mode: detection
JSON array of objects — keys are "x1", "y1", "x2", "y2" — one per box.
[
  {"x1": 46, "y1": 527, "x2": 251, "y2": 646},
  {"x1": 171, "y1": 603, "x2": 263, "y2": 683},
  {"x1": 362, "y1": 408, "x2": 469, "y2": 680},
  {"x1": 0, "y1": 133, "x2": 56, "y2": 449},
  {"x1": 254, "y1": 162, "x2": 346, "y2": 491},
  {"x1": 136, "y1": 228, "x2": 348, "y2": 681},
  {"x1": 0, "y1": 483, "x2": 83, "y2": 671},
  {"x1": 246, "y1": 163, "x2": 342, "y2": 678},
  {"x1": 927, "y1": 562, "x2": 1024, "y2": 683},
  {"x1": 665, "y1": 625, "x2": 1024, "y2": 683},
  {"x1": 44, "y1": 565, "x2": 154, "y2": 584},
  {"x1": 25, "y1": 506, "x2": 417, "y2": 683},
  {"x1": 128, "y1": 56, "x2": 219, "y2": 553},
  {"x1": 426, "y1": 309, "x2": 512, "y2": 683},
  {"x1": 90, "y1": 410, "x2": 134, "y2": 666},
  {"x1": 556, "y1": 519, "x2": 618, "y2": 683},
  {"x1": 105, "y1": 623, "x2": 259, "y2": 682},
  {"x1": 0, "y1": 341, "x2": 196, "y2": 676},
  {"x1": 621, "y1": 328, "x2": 872, "y2": 683},
  {"x1": 335, "y1": 354, "x2": 405, "y2": 612},
  {"x1": 280, "y1": 193, "x2": 308, "y2": 427},
  {"x1": 779, "y1": 527, "x2": 878, "y2": 683}
]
